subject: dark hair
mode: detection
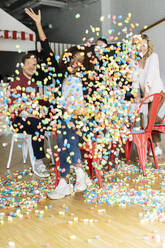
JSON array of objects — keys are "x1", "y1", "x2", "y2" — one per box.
[
  {"x1": 96, "y1": 37, "x2": 108, "y2": 46},
  {"x1": 59, "y1": 45, "x2": 94, "y2": 74},
  {"x1": 22, "y1": 53, "x2": 37, "y2": 64}
]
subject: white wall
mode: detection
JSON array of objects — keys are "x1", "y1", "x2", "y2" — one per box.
[
  {"x1": 41, "y1": 1, "x2": 102, "y2": 44},
  {"x1": 0, "y1": 39, "x2": 35, "y2": 52},
  {"x1": 109, "y1": 0, "x2": 165, "y2": 38},
  {"x1": 100, "y1": 0, "x2": 165, "y2": 81},
  {"x1": 0, "y1": 8, "x2": 35, "y2": 52},
  {"x1": 144, "y1": 22, "x2": 165, "y2": 83},
  {"x1": 101, "y1": 0, "x2": 111, "y2": 39}
]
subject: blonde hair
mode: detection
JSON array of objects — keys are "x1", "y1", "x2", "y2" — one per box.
[{"x1": 141, "y1": 34, "x2": 154, "y2": 60}]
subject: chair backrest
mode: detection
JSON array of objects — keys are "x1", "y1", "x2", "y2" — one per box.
[
  {"x1": 130, "y1": 93, "x2": 164, "y2": 132},
  {"x1": 160, "y1": 114, "x2": 165, "y2": 125}
]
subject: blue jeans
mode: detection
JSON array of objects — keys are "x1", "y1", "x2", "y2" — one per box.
[
  {"x1": 12, "y1": 117, "x2": 45, "y2": 159},
  {"x1": 57, "y1": 118, "x2": 82, "y2": 177}
]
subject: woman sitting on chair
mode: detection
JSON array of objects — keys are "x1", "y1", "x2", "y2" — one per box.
[
  {"x1": 132, "y1": 34, "x2": 165, "y2": 156},
  {"x1": 25, "y1": 8, "x2": 93, "y2": 200}
]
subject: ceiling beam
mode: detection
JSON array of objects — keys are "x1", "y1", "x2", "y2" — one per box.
[
  {"x1": 11, "y1": 0, "x2": 41, "y2": 13},
  {"x1": 40, "y1": 0, "x2": 67, "y2": 8},
  {"x1": 11, "y1": 0, "x2": 67, "y2": 13}
]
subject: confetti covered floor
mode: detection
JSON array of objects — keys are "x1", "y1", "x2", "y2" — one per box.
[
  {"x1": 1, "y1": 128, "x2": 165, "y2": 248},
  {"x1": 0, "y1": 6, "x2": 165, "y2": 247}
]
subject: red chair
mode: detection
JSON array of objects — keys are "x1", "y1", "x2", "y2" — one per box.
[
  {"x1": 152, "y1": 114, "x2": 165, "y2": 134},
  {"x1": 81, "y1": 142, "x2": 103, "y2": 188},
  {"x1": 125, "y1": 93, "x2": 164, "y2": 176}
]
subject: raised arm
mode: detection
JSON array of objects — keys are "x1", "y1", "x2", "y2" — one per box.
[
  {"x1": 25, "y1": 8, "x2": 46, "y2": 41},
  {"x1": 25, "y1": 8, "x2": 60, "y2": 73},
  {"x1": 25, "y1": 7, "x2": 62, "y2": 103}
]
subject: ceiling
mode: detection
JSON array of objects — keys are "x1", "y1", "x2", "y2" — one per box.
[{"x1": 0, "y1": 0, "x2": 99, "y2": 30}]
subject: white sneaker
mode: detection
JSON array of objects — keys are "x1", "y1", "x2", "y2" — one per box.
[
  {"x1": 149, "y1": 146, "x2": 162, "y2": 157},
  {"x1": 33, "y1": 161, "x2": 50, "y2": 178},
  {"x1": 74, "y1": 167, "x2": 92, "y2": 192},
  {"x1": 47, "y1": 178, "x2": 73, "y2": 200}
]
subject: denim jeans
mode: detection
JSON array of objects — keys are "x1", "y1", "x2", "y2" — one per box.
[
  {"x1": 57, "y1": 118, "x2": 82, "y2": 177},
  {"x1": 12, "y1": 116, "x2": 45, "y2": 159}
]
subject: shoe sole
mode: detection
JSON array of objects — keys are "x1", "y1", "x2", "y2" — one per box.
[
  {"x1": 47, "y1": 191, "x2": 73, "y2": 200},
  {"x1": 33, "y1": 171, "x2": 50, "y2": 178},
  {"x1": 74, "y1": 185, "x2": 87, "y2": 192}
]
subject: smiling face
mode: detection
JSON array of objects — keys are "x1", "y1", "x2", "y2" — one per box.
[
  {"x1": 94, "y1": 40, "x2": 107, "y2": 59},
  {"x1": 68, "y1": 51, "x2": 85, "y2": 74},
  {"x1": 23, "y1": 56, "x2": 37, "y2": 78},
  {"x1": 138, "y1": 39, "x2": 148, "y2": 58}
]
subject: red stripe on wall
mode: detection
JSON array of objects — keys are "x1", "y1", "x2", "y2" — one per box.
[
  {"x1": 12, "y1": 31, "x2": 17, "y2": 39},
  {"x1": 21, "y1": 32, "x2": 25, "y2": 40},
  {"x1": 4, "y1": 30, "x2": 9, "y2": 39},
  {"x1": 29, "y1": 34, "x2": 33, "y2": 41}
]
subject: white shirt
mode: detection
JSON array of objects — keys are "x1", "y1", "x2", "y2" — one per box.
[
  {"x1": 61, "y1": 75, "x2": 85, "y2": 112},
  {"x1": 132, "y1": 52, "x2": 165, "y2": 95}
]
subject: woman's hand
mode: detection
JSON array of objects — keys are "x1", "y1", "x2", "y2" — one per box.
[
  {"x1": 25, "y1": 8, "x2": 41, "y2": 24},
  {"x1": 140, "y1": 97, "x2": 150, "y2": 103},
  {"x1": 25, "y1": 8, "x2": 46, "y2": 41}
]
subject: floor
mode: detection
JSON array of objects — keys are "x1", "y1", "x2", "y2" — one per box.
[{"x1": 0, "y1": 116, "x2": 165, "y2": 248}]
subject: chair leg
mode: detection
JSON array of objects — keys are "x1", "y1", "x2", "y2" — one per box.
[
  {"x1": 26, "y1": 137, "x2": 35, "y2": 171},
  {"x1": 7, "y1": 134, "x2": 15, "y2": 169},
  {"x1": 45, "y1": 132, "x2": 55, "y2": 165},
  {"x1": 87, "y1": 157, "x2": 94, "y2": 179},
  {"x1": 125, "y1": 140, "x2": 132, "y2": 164},
  {"x1": 133, "y1": 135, "x2": 147, "y2": 176},
  {"x1": 109, "y1": 143, "x2": 115, "y2": 170},
  {"x1": 55, "y1": 151, "x2": 60, "y2": 187},
  {"x1": 95, "y1": 167, "x2": 103, "y2": 188},
  {"x1": 149, "y1": 137, "x2": 159, "y2": 169},
  {"x1": 22, "y1": 140, "x2": 28, "y2": 164}
]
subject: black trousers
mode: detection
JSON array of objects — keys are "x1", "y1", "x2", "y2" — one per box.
[{"x1": 12, "y1": 117, "x2": 46, "y2": 159}]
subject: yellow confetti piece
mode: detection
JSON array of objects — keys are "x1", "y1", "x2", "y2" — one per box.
[
  {"x1": 100, "y1": 16, "x2": 104, "y2": 22},
  {"x1": 75, "y1": 13, "x2": 80, "y2": 19},
  {"x1": 46, "y1": 153, "x2": 50, "y2": 159},
  {"x1": 130, "y1": 23, "x2": 135, "y2": 28},
  {"x1": 95, "y1": 27, "x2": 100, "y2": 31},
  {"x1": 90, "y1": 25, "x2": 95, "y2": 33},
  {"x1": 15, "y1": 70, "x2": 20, "y2": 75},
  {"x1": 118, "y1": 22, "x2": 122, "y2": 27}
]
